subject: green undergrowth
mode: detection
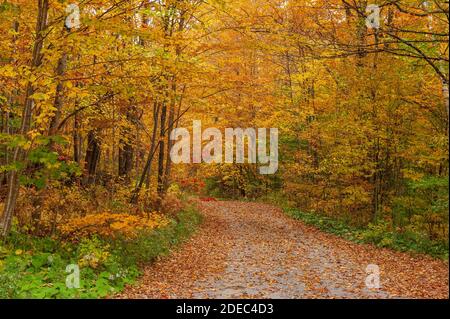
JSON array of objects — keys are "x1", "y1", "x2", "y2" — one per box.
[
  {"x1": 284, "y1": 208, "x2": 448, "y2": 260},
  {"x1": 0, "y1": 207, "x2": 203, "y2": 299},
  {"x1": 259, "y1": 193, "x2": 448, "y2": 261}
]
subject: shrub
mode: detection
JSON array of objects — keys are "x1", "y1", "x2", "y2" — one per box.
[
  {"x1": 0, "y1": 207, "x2": 202, "y2": 298},
  {"x1": 284, "y1": 206, "x2": 448, "y2": 259},
  {"x1": 58, "y1": 212, "x2": 170, "y2": 240},
  {"x1": 77, "y1": 237, "x2": 111, "y2": 269},
  {"x1": 113, "y1": 207, "x2": 203, "y2": 266}
]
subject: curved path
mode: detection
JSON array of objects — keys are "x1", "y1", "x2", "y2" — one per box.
[{"x1": 119, "y1": 201, "x2": 449, "y2": 299}]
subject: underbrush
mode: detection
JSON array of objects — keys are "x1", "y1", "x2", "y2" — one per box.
[
  {"x1": 0, "y1": 207, "x2": 202, "y2": 298},
  {"x1": 260, "y1": 192, "x2": 449, "y2": 260},
  {"x1": 284, "y1": 208, "x2": 448, "y2": 260}
]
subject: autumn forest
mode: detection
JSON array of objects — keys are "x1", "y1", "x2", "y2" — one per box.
[{"x1": 0, "y1": 0, "x2": 449, "y2": 299}]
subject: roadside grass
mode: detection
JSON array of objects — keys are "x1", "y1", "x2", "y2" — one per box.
[{"x1": 259, "y1": 193, "x2": 449, "y2": 261}]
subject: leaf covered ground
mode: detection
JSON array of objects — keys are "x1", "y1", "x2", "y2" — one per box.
[{"x1": 118, "y1": 201, "x2": 449, "y2": 299}]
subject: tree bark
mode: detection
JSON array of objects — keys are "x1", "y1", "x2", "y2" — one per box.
[
  {"x1": 156, "y1": 100, "x2": 168, "y2": 202},
  {"x1": 73, "y1": 110, "x2": 81, "y2": 163},
  {"x1": 130, "y1": 101, "x2": 160, "y2": 204},
  {"x1": 163, "y1": 81, "x2": 178, "y2": 192},
  {"x1": 443, "y1": 79, "x2": 449, "y2": 135},
  {"x1": 83, "y1": 130, "x2": 101, "y2": 185},
  {"x1": 118, "y1": 106, "x2": 136, "y2": 180},
  {"x1": 48, "y1": 53, "x2": 67, "y2": 137}
]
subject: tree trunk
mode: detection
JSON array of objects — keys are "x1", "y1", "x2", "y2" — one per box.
[
  {"x1": 157, "y1": 101, "x2": 168, "y2": 202},
  {"x1": 73, "y1": 111, "x2": 81, "y2": 163},
  {"x1": 145, "y1": 102, "x2": 161, "y2": 189},
  {"x1": 48, "y1": 53, "x2": 67, "y2": 137},
  {"x1": 118, "y1": 106, "x2": 136, "y2": 181},
  {"x1": 163, "y1": 81, "x2": 178, "y2": 192},
  {"x1": 83, "y1": 130, "x2": 101, "y2": 185},
  {"x1": 443, "y1": 79, "x2": 449, "y2": 135},
  {"x1": 118, "y1": 141, "x2": 133, "y2": 179},
  {"x1": 130, "y1": 101, "x2": 160, "y2": 203}
]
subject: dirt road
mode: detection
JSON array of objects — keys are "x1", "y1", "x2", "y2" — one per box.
[{"x1": 119, "y1": 201, "x2": 449, "y2": 299}]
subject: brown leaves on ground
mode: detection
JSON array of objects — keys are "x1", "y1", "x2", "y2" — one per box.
[{"x1": 117, "y1": 201, "x2": 449, "y2": 299}]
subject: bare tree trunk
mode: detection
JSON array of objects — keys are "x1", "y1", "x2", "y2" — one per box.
[
  {"x1": 48, "y1": 53, "x2": 67, "y2": 136},
  {"x1": 130, "y1": 101, "x2": 160, "y2": 204},
  {"x1": 0, "y1": 103, "x2": 10, "y2": 188},
  {"x1": 1, "y1": 0, "x2": 49, "y2": 238},
  {"x1": 443, "y1": 79, "x2": 449, "y2": 135},
  {"x1": 118, "y1": 139, "x2": 133, "y2": 179},
  {"x1": 73, "y1": 111, "x2": 81, "y2": 163},
  {"x1": 156, "y1": 100, "x2": 168, "y2": 202},
  {"x1": 163, "y1": 81, "x2": 177, "y2": 192},
  {"x1": 145, "y1": 102, "x2": 161, "y2": 189},
  {"x1": 118, "y1": 105, "x2": 136, "y2": 181},
  {"x1": 83, "y1": 130, "x2": 101, "y2": 185}
]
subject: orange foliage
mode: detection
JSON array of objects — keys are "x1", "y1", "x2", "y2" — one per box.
[{"x1": 59, "y1": 212, "x2": 170, "y2": 240}]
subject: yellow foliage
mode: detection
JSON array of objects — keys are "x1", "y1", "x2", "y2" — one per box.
[
  {"x1": 59, "y1": 212, "x2": 170, "y2": 240},
  {"x1": 79, "y1": 250, "x2": 110, "y2": 269}
]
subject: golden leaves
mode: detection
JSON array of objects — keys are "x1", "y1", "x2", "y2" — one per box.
[{"x1": 59, "y1": 211, "x2": 170, "y2": 240}]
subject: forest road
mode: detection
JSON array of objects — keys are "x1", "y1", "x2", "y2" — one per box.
[{"x1": 118, "y1": 201, "x2": 449, "y2": 299}]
